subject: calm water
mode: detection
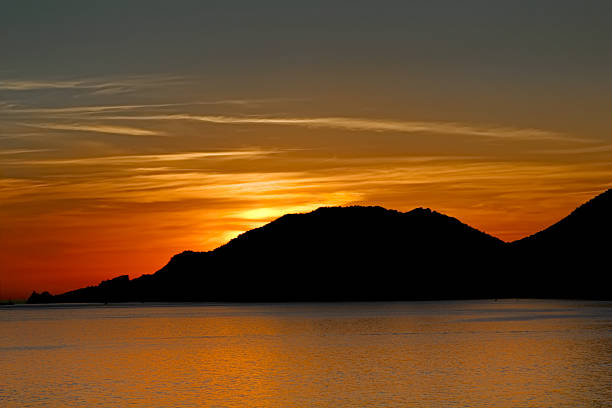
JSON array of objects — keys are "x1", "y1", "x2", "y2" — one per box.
[{"x1": 1, "y1": 300, "x2": 612, "y2": 407}]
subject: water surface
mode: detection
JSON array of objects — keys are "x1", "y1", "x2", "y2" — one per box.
[{"x1": 2, "y1": 300, "x2": 612, "y2": 407}]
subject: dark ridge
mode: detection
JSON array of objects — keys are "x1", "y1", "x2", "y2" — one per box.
[
  {"x1": 27, "y1": 189, "x2": 612, "y2": 303},
  {"x1": 510, "y1": 189, "x2": 611, "y2": 299},
  {"x1": 514, "y1": 189, "x2": 612, "y2": 247}
]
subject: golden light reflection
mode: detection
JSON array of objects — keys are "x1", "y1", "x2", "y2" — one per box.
[{"x1": 3, "y1": 302, "x2": 608, "y2": 406}]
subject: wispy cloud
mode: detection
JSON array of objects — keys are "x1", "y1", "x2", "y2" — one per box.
[
  {"x1": 0, "y1": 99, "x2": 305, "y2": 116},
  {"x1": 0, "y1": 75, "x2": 187, "y2": 93},
  {"x1": 10, "y1": 149, "x2": 276, "y2": 166},
  {"x1": 0, "y1": 102, "x2": 18, "y2": 109},
  {"x1": 538, "y1": 143, "x2": 612, "y2": 154},
  {"x1": 23, "y1": 123, "x2": 164, "y2": 137},
  {"x1": 0, "y1": 79, "x2": 91, "y2": 91},
  {"x1": 195, "y1": 97, "x2": 308, "y2": 107},
  {"x1": 102, "y1": 114, "x2": 580, "y2": 142},
  {"x1": 0, "y1": 132, "x2": 62, "y2": 140},
  {"x1": 0, "y1": 178, "x2": 54, "y2": 200},
  {"x1": 8, "y1": 159, "x2": 612, "y2": 204},
  {"x1": 4, "y1": 155, "x2": 611, "y2": 244},
  {"x1": 0, "y1": 149, "x2": 52, "y2": 156},
  {"x1": 0, "y1": 103, "x2": 182, "y2": 115}
]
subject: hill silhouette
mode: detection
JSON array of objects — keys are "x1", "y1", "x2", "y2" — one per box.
[
  {"x1": 511, "y1": 188, "x2": 612, "y2": 299},
  {"x1": 27, "y1": 189, "x2": 612, "y2": 303}
]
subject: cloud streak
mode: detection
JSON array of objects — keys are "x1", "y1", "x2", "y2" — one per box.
[
  {"x1": 0, "y1": 103, "x2": 182, "y2": 115},
  {"x1": 102, "y1": 114, "x2": 580, "y2": 142},
  {"x1": 6, "y1": 159, "x2": 612, "y2": 203},
  {"x1": 0, "y1": 75, "x2": 187, "y2": 92},
  {"x1": 23, "y1": 123, "x2": 164, "y2": 137},
  {"x1": 9, "y1": 149, "x2": 277, "y2": 166},
  {"x1": 0, "y1": 100, "x2": 304, "y2": 119},
  {"x1": 0, "y1": 79, "x2": 93, "y2": 91},
  {"x1": 538, "y1": 143, "x2": 612, "y2": 154},
  {"x1": 0, "y1": 148, "x2": 53, "y2": 156}
]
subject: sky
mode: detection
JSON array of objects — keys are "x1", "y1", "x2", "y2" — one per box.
[{"x1": 1, "y1": 1, "x2": 612, "y2": 299}]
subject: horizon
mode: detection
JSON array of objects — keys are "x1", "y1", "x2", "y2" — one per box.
[{"x1": 2, "y1": 1, "x2": 612, "y2": 300}]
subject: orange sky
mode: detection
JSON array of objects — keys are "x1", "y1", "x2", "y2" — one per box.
[
  {"x1": 2, "y1": 92, "x2": 611, "y2": 299},
  {"x1": 2, "y1": 2, "x2": 612, "y2": 300}
]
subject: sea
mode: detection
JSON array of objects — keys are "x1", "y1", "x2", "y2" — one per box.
[{"x1": 1, "y1": 300, "x2": 612, "y2": 407}]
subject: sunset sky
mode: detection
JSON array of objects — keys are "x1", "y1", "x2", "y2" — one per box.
[{"x1": 1, "y1": 1, "x2": 612, "y2": 299}]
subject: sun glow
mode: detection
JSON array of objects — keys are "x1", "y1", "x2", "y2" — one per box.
[{"x1": 2, "y1": 71, "x2": 611, "y2": 300}]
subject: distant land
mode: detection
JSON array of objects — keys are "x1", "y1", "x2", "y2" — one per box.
[{"x1": 28, "y1": 188, "x2": 611, "y2": 303}]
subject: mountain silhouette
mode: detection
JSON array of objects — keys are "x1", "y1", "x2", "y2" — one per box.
[
  {"x1": 28, "y1": 189, "x2": 611, "y2": 303},
  {"x1": 511, "y1": 188, "x2": 612, "y2": 299},
  {"x1": 515, "y1": 189, "x2": 611, "y2": 250}
]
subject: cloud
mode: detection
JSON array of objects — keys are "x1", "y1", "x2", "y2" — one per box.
[
  {"x1": 23, "y1": 123, "x2": 164, "y2": 137},
  {"x1": 3, "y1": 157, "x2": 611, "y2": 247},
  {"x1": 8, "y1": 159, "x2": 612, "y2": 205},
  {"x1": 0, "y1": 132, "x2": 60, "y2": 140},
  {"x1": 0, "y1": 103, "x2": 182, "y2": 115},
  {"x1": 102, "y1": 114, "x2": 580, "y2": 142},
  {"x1": 538, "y1": 143, "x2": 612, "y2": 154},
  {"x1": 195, "y1": 97, "x2": 308, "y2": 107},
  {"x1": 0, "y1": 102, "x2": 18, "y2": 109},
  {"x1": 0, "y1": 99, "x2": 305, "y2": 116},
  {"x1": 0, "y1": 149, "x2": 52, "y2": 156},
  {"x1": 0, "y1": 79, "x2": 90, "y2": 91},
  {"x1": 0, "y1": 75, "x2": 187, "y2": 92},
  {"x1": 0, "y1": 178, "x2": 54, "y2": 200},
  {"x1": 10, "y1": 149, "x2": 277, "y2": 166}
]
